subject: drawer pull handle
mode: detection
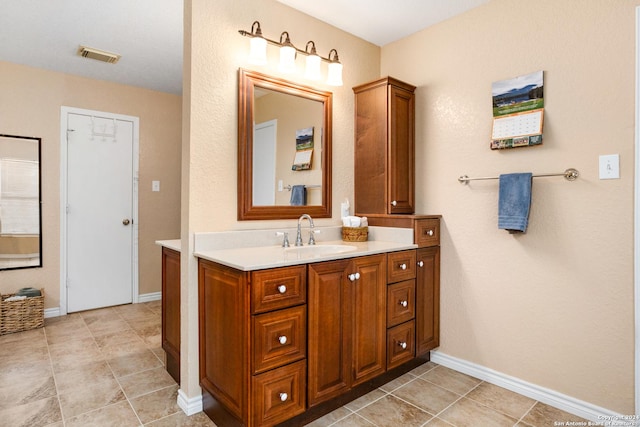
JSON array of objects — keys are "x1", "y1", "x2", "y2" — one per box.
[
  {"x1": 398, "y1": 341, "x2": 407, "y2": 350},
  {"x1": 348, "y1": 272, "x2": 360, "y2": 281},
  {"x1": 278, "y1": 335, "x2": 287, "y2": 345},
  {"x1": 425, "y1": 229, "x2": 434, "y2": 237},
  {"x1": 277, "y1": 284, "x2": 287, "y2": 294},
  {"x1": 391, "y1": 200, "x2": 397, "y2": 206},
  {"x1": 399, "y1": 300, "x2": 408, "y2": 307},
  {"x1": 417, "y1": 261, "x2": 424, "y2": 268},
  {"x1": 399, "y1": 263, "x2": 407, "y2": 270},
  {"x1": 279, "y1": 392, "x2": 288, "y2": 402}
]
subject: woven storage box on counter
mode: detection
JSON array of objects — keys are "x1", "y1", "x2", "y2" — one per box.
[
  {"x1": 0, "y1": 289, "x2": 44, "y2": 335},
  {"x1": 342, "y1": 226, "x2": 368, "y2": 242}
]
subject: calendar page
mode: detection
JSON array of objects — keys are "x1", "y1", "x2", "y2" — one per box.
[
  {"x1": 491, "y1": 71, "x2": 544, "y2": 150},
  {"x1": 492, "y1": 109, "x2": 543, "y2": 140}
]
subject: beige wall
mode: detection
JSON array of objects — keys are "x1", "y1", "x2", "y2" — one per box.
[
  {"x1": 381, "y1": 0, "x2": 637, "y2": 413},
  {"x1": 0, "y1": 61, "x2": 182, "y2": 308}
]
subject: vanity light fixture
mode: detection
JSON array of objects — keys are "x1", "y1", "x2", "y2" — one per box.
[
  {"x1": 326, "y1": 49, "x2": 343, "y2": 87},
  {"x1": 238, "y1": 21, "x2": 344, "y2": 86},
  {"x1": 278, "y1": 31, "x2": 297, "y2": 73},
  {"x1": 247, "y1": 21, "x2": 267, "y2": 65},
  {"x1": 304, "y1": 41, "x2": 322, "y2": 81}
]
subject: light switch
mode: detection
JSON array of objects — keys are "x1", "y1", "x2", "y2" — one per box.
[
  {"x1": 599, "y1": 154, "x2": 620, "y2": 180},
  {"x1": 152, "y1": 180, "x2": 160, "y2": 192}
]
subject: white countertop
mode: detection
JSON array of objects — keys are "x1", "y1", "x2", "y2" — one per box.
[
  {"x1": 194, "y1": 239, "x2": 417, "y2": 271},
  {"x1": 156, "y1": 239, "x2": 181, "y2": 252}
]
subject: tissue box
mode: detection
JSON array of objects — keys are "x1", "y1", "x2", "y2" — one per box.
[{"x1": 342, "y1": 226, "x2": 368, "y2": 242}]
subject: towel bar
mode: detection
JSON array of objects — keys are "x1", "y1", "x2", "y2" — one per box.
[
  {"x1": 458, "y1": 168, "x2": 579, "y2": 184},
  {"x1": 285, "y1": 184, "x2": 322, "y2": 191}
]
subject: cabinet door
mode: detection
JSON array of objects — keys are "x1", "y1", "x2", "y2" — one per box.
[
  {"x1": 350, "y1": 254, "x2": 387, "y2": 387},
  {"x1": 354, "y1": 82, "x2": 388, "y2": 215},
  {"x1": 307, "y1": 259, "x2": 351, "y2": 406},
  {"x1": 161, "y1": 248, "x2": 181, "y2": 384},
  {"x1": 198, "y1": 259, "x2": 250, "y2": 423},
  {"x1": 416, "y1": 247, "x2": 440, "y2": 355},
  {"x1": 388, "y1": 84, "x2": 415, "y2": 214}
]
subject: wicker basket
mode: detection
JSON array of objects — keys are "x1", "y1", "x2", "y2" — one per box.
[
  {"x1": 342, "y1": 226, "x2": 368, "y2": 242},
  {"x1": 0, "y1": 289, "x2": 44, "y2": 335}
]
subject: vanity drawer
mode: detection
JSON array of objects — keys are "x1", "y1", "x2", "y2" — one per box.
[
  {"x1": 251, "y1": 265, "x2": 306, "y2": 314},
  {"x1": 387, "y1": 279, "x2": 415, "y2": 328},
  {"x1": 387, "y1": 250, "x2": 416, "y2": 283},
  {"x1": 387, "y1": 320, "x2": 415, "y2": 370},
  {"x1": 415, "y1": 218, "x2": 440, "y2": 248},
  {"x1": 252, "y1": 360, "x2": 306, "y2": 427},
  {"x1": 253, "y1": 306, "x2": 306, "y2": 374}
]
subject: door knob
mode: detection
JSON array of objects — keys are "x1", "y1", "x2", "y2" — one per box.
[{"x1": 122, "y1": 219, "x2": 131, "y2": 225}]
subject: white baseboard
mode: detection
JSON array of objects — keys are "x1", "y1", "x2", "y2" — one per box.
[
  {"x1": 137, "y1": 292, "x2": 162, "y2": 303},
  {"x1": 177, "y1": 389, "x2": 203, "y2": 416},
  {"x1": 44, "y1": 307, "x2": 60, "y2": 318},
  {"x1": 43, "y1": 292, "x2": 161, "y2": 319},
  {"x1": 430, "y1": 351, "x2": 622, "y2": 423}
]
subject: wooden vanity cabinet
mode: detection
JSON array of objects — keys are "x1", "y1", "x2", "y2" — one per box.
[
  {"x1": 161, "y1": 247, "x2": 180, "y2": 384},
  {"x1": 353, "y1": 76, "x2": 416, "y2": 215},
  {"x1": 199, "y1": 261, "x2": 307, "y2": 427},
  {"x1": 307, "y1": 254, "x2": 387, "y2": 407},
  {"x1": 364, "y1": 215, "x2": 441, "y2": 356},
  {"x1": 416, "y1": 246, "x2": 440, "y2": 355},
  {"x1": 198, "y1": 249, "x2": 434, "y2": 426}
]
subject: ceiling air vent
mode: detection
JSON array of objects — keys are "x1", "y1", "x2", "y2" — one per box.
[{"x1": 77, "y1": 46, "x2": 121, "y2": 64}]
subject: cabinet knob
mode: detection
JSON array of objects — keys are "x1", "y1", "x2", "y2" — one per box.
[
  {"x1": 391, "y1": 200, "x2": 397, "y2": 206},
  {"x1": 277, "y1": 284, "x2": 287, "y2": 294},
  {"x1": 348, "y1": 272, "x2": 361, "y2": 282},
  {"x1": 417, "y1": 261, "x2": 424, "y2": 268},
  {"x1": 425, "y1": 229, "x2": 434, "y2": 237},
  {"x1": 399, "y1": 300, "x2": 408, "y2": 307},
  {"x1": 279, "y1": 392, "x2": 288, "y2": 402},
  {"x1": 398, "y1": 341, "x2": 407, "y2": 350},
  {"x1": 278, "y1": 335, "x2": 287, "y2": 345},
  {"x1": 399, "y1": 263, "x2": 407, "y2": 270}
]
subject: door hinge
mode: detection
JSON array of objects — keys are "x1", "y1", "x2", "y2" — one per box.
[{"x1": 66, "y1": 204, "x2": 70, "y2": 214}]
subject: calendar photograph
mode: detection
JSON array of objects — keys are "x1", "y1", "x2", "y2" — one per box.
[{"x1": 490, "y1": 70, "x2": 544, "y2": 150}]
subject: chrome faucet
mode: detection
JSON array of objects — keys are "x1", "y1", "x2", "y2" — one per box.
[{"x1": 295, "y1": 214, "x2": 315, "y2": 246}]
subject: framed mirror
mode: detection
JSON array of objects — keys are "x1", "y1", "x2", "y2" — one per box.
[
  {"x1": 238, "y1": 68, "x2": 332, "y2": 220},
  {"x1": 0, "y1": 134, "x2": 42, "y2": 270}
]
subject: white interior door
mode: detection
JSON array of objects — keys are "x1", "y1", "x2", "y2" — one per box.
[
  {"x1": 253, "y1": 119, "x2": 277, "y2": 206},
  {"x1": 65, "y1": 111, "x2": 137, "y2": 313}
]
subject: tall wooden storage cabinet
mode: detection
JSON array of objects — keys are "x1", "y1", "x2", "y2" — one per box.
[{"x1": 353, "y1": 77, "x2": 416, "y2": 215}]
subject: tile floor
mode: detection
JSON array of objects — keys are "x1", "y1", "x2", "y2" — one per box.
[{"x1": 0, "y1": 301, "x2": 589, "y2": 427}]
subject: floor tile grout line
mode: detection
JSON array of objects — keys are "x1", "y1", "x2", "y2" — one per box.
[
  {"x1": 42, "y1": 324, "x2": 67, "y2": 426},
  {"x1": 513, "y1": 399, "x2": 540, "y2": 427},
  {"x1": 418, "y1": 378, "x2": 484, "y2": 424}
]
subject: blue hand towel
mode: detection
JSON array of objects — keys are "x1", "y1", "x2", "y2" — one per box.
[
  {"x1": 498, "y1": 173, "x2": 533, "y2": 233},
  {"x1": 290, "y1": 185, "x2": 307, "y2": 206}
]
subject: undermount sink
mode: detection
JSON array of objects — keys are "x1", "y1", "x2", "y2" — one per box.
[{"x1": 284, "y1": 244, "x2": 357, "y2": 258}]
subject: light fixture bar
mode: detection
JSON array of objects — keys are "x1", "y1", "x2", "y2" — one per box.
[{"x1": 238, "y1": 23, "x2": 340, "y2": 64}]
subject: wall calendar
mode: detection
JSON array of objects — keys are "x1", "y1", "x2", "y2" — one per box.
[{"x1": 490, "y1": 70, "x2": 544, "y2": 150}]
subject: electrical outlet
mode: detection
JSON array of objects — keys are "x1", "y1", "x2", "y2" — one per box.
[
  {"x1": 152, "y1": 180, "x2": 160, "y2": 191},
  {"x1": 599, "y1": 155, "x2": 620, "y2": 180}
]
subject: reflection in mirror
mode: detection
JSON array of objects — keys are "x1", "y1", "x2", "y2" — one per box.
[
  {"x1": 238, "y1": 68, "x2": 332, "y2": 220},
  {"x1": 0, "y1": 134, "x2": 42, "y2": 270}
]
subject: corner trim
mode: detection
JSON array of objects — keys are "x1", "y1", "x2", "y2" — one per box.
[
  {"x1": 430, "y1": 351, "x2": 621, "y2": 422},
  {"x1": 177, "y1": 389, "x2": 203, "y2": 416}
]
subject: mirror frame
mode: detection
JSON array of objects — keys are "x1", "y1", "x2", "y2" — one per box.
[
  {"x1": 238, "y1": 68, "x2": 332, "y2": 220},
  {"x1": 0, "y1": 133, "x2": 42, "y2": 271}
]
